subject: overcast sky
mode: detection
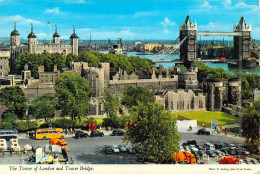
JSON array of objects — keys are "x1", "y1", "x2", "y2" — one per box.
[{"x1": 1, "y1": 0, "x2": 260, "y2": 40}]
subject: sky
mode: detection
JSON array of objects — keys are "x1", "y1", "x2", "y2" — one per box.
[{"x1": 0, "y1": 0, "x2": 260, "y2": 40}]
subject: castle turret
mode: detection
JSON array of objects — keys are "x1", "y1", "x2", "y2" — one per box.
[
  {"x1": 10, "y1": 21, "x2": 20, "y2": 73},
  {"x1": 10, "y1": 21, "x2": 20, "y2": 47},
  {"x1": 228, "y1": 78, "x2": 241, "y2": 106},
  {"x1": 70, "y1": 25, "x2": 78, "y2": 56},
  {"x1": 179, "y1": 15, "x2": 197, "y2": 68},
  {"x1": 53, "y1": 24, "x2": 60, "y2": 44},
  {"x1": 206, "y1": 79, "x2": 223, "y2": 111},
  {"x1": 27, "y1": 23, "x2": 37, "y2": 54}
]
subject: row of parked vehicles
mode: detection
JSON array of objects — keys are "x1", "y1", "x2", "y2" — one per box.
[
  {"x1": 75, "y1": 129, "x2": 124, "y2": 139},
  {"x1": 181, "y1": 140, "x2": 260, "y2": 164},
  {"x1": 105, "y1": 144, "x2": 135, "y2": 154}
]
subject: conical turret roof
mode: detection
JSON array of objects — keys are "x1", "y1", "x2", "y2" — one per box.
[{"x1": 11, "y1": 21, "x2": 20, "y2": 36}]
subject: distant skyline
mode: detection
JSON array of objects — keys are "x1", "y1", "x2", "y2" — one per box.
[{"x1": 1, "y1": 0, "x2": 260, "y2": 40}]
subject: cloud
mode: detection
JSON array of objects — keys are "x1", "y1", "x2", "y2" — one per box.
[
  {"x1": 223, "y1": 0, "x2": 231, "y2": 8},
  {"x1": 160, "y1": 17, "x2": 175, "y2": 26},
  {"x1": 64, "y1": 0, "x2": 92, "y2": 4},
  {"x1": 198, "y1": 22, "x2": 225, "y2": 31},
  {"x1": 201, "y1": 1, "x2": 214, "y2": 8},
  {"x1": 45, "y1": 7, "x2": 60, "y2": 14},
  {"x1": 2, "y1": 15, "x2": 43, "y2": 25},
  {"x1": 37, "y1": 32, "x2": 48, "y2": 37},
  {"x1": 134, "y1": 11, "x2": 157, "y2": 17}
]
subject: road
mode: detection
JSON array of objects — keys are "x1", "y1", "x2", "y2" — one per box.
[{"x1": 0, "y1": 132, "x2": 245, "y2": 164}]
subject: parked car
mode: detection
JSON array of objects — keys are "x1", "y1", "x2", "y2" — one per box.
[
  {"x1": 195, "y1": 145, "x2": 204, "y2": 150},
  {"x1": 111, "y1": 130, "x2": 124, "y2": 136},
  {"x1": 127, "y1": 146, "x2": 135, "y2": 154},
  {"x1": 229, "y1": 144, "x2": 236, "y2": 150},
  {"x1": 214, "y1": 150, "x2": 224, "y2": 156},
  {"x1": 227, "y1": 149, "x2": 237, "y2": 156},
  {"x1": 206, "y1": 150, "x2": 216, "y2": 157},
  {"x1": 105, "y1": 146, "x2": 112, "y2": 154},
  {"x1": 182, "y1": 140, "x2": 197, "y2": 146},
  {"x1": 220, "y1": 149, "x2": 230, "y2": 156},
  {"x1": 90, "y1": 131, "x2": 104, "y2": 137},
  {"x1": 111, "y1": 145, "x2": 120, "y2": 153},
  {"x1": 75, "y1": 131, "x2": 88, "y2": 139},
  {"x1": 118, "y1": 144, "x2": 127, "y2": 152},
  {"x1": 197, "y1": 128, "x2": 210, "y2": 135}
]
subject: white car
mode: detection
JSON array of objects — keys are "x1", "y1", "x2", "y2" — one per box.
[
  {"x1": 111, "y1": 145, "x2": 120, "y2": 153},
  {"x1": 229, "y1": 144, "x2": 236, "y2": 150}
]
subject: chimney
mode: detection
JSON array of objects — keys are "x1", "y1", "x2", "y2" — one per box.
[
  {"x1": 54, "y1": 64, "x2": 57, "y2": 73},
  {"x1": 38, "y1": 65, "x2": 44, "y2": 73}
]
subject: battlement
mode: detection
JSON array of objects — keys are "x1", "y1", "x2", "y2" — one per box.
[{"x1": 109, "y1": 77, "x2": 178, "y2": 84}]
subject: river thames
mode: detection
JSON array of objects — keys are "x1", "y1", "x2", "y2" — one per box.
[{"x1": 99, "y1": 51, "x2": 260, "y2": 75}]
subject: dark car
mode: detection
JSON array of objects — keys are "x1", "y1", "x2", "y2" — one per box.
[
  {"x1": 75, "y1": 131, "x2": 88, "y2": 139},
  {"x1": 195, "y1": 145, "x2": 204, "y2": 150},
  {"x1": 197, "y1": 128, "x2": 210, "y2": 135},
  {"x1": 227, "y1": 149, "x2": 237, "y2": 156},
  {"x1": 182, "y1": 140, "x2": 197, "y2": 146},
  {"x1": 105, "y1": 146, "x2": 112, "y2": 154},
  {"x1": 111, "y1": 130, "x2": 124, "y2": 136},
  {"x1": 206, "y1": 150, "x2": 216, "y2": 157},
  {"x1": 90, "y1": 131, "x2": 104, "y2": 137}
]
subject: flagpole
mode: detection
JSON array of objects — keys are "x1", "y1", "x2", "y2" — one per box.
[{"x1": 50, "y1": 22, "x2": 51, "y2": 44}]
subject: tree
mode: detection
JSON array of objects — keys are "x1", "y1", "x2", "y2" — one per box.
[
  {"x1": 0, "y1": 111, "x2": 17, "y2": 129},
  {"x1": 125, "y1": 102, "x2": 180, "y2": 163},
  {"x1": 0, "y1": 86, "x2": 27, "y2": 119},
  {"x1": 55, "y1": 73, "x2": 91, "y2": 120},
  {"x1": 121, "y1": 86, "x2": 155, "y2": 108},
  {"x1": 29, "y1": 94, "x2": 56, "y2": 122},
  {"x1": 242, "y1": 98, "x2": 260, "y2": 154},
  {"x1": 102, "y1": 91, "x2": 122, "y2": 128}
]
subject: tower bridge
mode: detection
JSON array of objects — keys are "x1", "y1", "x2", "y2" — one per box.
[{"x1": 179, "y1": 15, "x2": 256, "y2": 68}]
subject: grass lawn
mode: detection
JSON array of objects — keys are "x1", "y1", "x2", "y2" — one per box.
[{"x1": 178, "y1": 111, "x2": 239, "y2": 128}]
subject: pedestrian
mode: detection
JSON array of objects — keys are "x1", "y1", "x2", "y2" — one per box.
[
  {"x1": 202, "y1": 124, "x2": 205, "y2": 128},
  {"x1": 225, "y1": 130, "x2": 227, "y2": 136}
]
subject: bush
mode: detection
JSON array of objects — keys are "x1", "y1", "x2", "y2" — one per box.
[
  {"x1": 13, "y1": 120, "x2": 40, "y2": 132},
  {"x1": 102, "y1": 116, "x2": 123, "y2": 128}
]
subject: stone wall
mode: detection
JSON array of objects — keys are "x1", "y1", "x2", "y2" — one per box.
[
  {"x1": 108, "y1": 78, "x2": 178, "y2": 97},
  {"x1": 23, "y1": 87, "x2": 56, "y2": 100},
  {"x1": 157, "y1": 89, "x2": 206, "y2": 113}
]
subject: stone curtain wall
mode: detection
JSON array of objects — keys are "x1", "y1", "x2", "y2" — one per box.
[
  {"x1": 23, "y1": 87, "x2": 55, "y2": 100},
  {"x1": 108, "y1": 78, "x2": 178, "y2": 97}
]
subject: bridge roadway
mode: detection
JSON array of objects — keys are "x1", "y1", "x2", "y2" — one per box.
[
  {"x1": 197, "y1": 31, "x2": 242, "y2": 36},
  {"x1": 153, "y1": 59, "x2": 238, "y2": 64}
]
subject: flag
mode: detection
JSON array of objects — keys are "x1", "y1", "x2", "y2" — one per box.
[{"x1": 47, "y1": 21, "x2": 51, "y2": 25}]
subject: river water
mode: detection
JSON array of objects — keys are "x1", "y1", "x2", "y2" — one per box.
[{"x1": 100, "y1": 51, "x2": 260, "y2": 75}]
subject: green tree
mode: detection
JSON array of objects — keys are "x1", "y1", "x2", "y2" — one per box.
[
  {"x1": 103, "y1": 91, "x2": 122, "y2": 128},
  {"x1": 242, "y1": 98, "x2": 260, "y2": 154},
  {"x1": 29, "y1": 94, "x2": 56, "y2": 122},
  {"x1": 0, "y1": 111, "x2": 17, "y2": 129},
  {"x1": 121, "y1": 86, "x2": 155, "y2": 108},
  {"x1": 15, "y1": 52, "x2": 66, "y2": 78},
  {"x1": 0, "y1": 86, "x2": 27, "y2": 119},
  {"x1": 125, "y1": 102, "x2": 180, "y2": 163},
  {"x1": 55, "y1": 73, "x2": 91, "y2": 120}
]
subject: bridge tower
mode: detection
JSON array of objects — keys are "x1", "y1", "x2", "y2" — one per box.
[
  {"x1": 233, "y1": 17, "x2": 254, "y2": 67},
  {"x1": 180, "y1": 15, "x2": 197, "y2": 68}
]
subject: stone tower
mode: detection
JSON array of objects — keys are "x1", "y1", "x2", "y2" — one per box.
[
  {"x1": 28, "y1": 23, "x2": 37, "y2": 54},
  {"x1": 233, "y1": 16, "x2": 252, "y2": 67},
  {"x1": 180, "y1": 15, "x2": 197, "y2": 68},
  {"x1": 10, "y1": 21, "x2": 20, "y2": 73},
  {"x1": 228, "y1": 78, "x2": 241, "y2": 106},
  {"x1": 70, "y1": 25, "x2": 78, "y2": 56},
  {"x1": 100, "y1": 63, "x2": 110, "y2": 88},
  {"x1": 53, "y1": 24, "x2": 60, "y2": 44},
  {"x1": 206, "y1": 79, "x2": 223, "y2": 111},
  {"x1": 10, "y1": 21, "x2": 20, "y2": 47}
]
